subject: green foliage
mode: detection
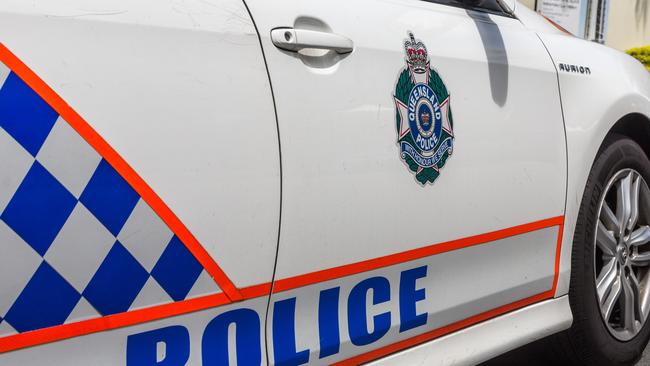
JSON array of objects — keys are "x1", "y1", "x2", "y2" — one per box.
[
  {"x1": 416, "y1": 166, "x2": 439, "y2": 185},
  {"x1": 428, "y1": 69, "x2": 449, "y2": 102},
  {"x1": 626, "y1": 46, "x2": 650, "y2": 71},
  {"x1": 394, "y1": 69, "x2": 415, "y2": 104}
]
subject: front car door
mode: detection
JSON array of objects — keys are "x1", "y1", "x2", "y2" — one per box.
[{"x1": 245, "y1": 0, "x2": 567, "y2": 364}]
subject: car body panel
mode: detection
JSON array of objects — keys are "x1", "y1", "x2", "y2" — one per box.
[{"x1": 516, "y1": 1, "x2": 650, "y2": 298}]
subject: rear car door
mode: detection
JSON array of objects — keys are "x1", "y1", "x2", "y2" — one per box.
[
  {"x1": 0, "y1": 0, "x2": 279, "y2": 363},
  {"x1": 245, "y1": 0, "x2": 567, "y2": 364}
]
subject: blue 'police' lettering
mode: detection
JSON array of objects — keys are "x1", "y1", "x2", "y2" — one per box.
[
  {"x1": 347, "y1": 276, "x2": 391, "y2": 346},
  {"x1": 202, "y1": 308, "x2": 261, "y2": 366},
  {"x1": 318, "y1": 287, "x2": 341, "y2": 358},
  {"x1": 399, "y1": 266, "x2": 428, "y2": 332},
  {"x1": 273, "y1": 297, "x2": 310, "y2": 366},
  {"x1": 126, "y1": 325, "x2": 190, "y2": 366},
  {"x1": 126, "y1": 266, "x2": 434, "y2": 363}
]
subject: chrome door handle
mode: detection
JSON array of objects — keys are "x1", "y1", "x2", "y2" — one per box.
[{"x1": 270, "y1": 28, "x2": 353, "y2": 54}]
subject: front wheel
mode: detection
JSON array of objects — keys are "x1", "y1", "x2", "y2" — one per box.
[{"x1": 559, "y1": 135, "x2": 650, "y2": 365}]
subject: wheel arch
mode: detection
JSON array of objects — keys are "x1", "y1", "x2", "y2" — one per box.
[
  {"x1": 556, "y1": 94, "x2": 650, "y2": 299},
  {"x1": 605, "y1": 113, "x2": 650, "y2": 160}
]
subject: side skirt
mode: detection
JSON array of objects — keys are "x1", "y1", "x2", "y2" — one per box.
[{"x1": 367, "y1": 296, "x2": 572, "y2": 366}]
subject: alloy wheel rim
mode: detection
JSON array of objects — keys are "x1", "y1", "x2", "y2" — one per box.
[{"x1": 594, "y1": 169, "x2": 650, "y2": 341}]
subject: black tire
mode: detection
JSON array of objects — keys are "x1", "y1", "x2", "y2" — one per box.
[{"x1": 555, "y1": 135, "x2": 650, "y2": 365}]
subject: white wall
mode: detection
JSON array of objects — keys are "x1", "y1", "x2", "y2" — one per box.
[
  {"x1": 519, "y1": 0, "x2": 650, "y2": 51},
  {"x1": 606, "y1": 0, "x2": 650, "y2": 50}
]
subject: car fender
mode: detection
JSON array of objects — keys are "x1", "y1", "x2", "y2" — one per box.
[{"x1": 518, "y1": 8, "x2": 650, "y2": 296}]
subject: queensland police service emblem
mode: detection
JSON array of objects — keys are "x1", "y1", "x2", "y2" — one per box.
[{"x1": 393, "y1": 32, "x2": 454, "y2": 185}]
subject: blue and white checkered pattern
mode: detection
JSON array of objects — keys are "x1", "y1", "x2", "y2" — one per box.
[{"x1": 0, "y1": 62, "x2": 221, "y2": 336}]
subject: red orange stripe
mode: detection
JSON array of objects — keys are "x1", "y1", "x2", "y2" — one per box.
[
  {"x1": 273, "y1": 216, "x2": 564, "y2": 293},
  {"x1": 0, "y1": 293, "x2": 230, "y2": 353}
]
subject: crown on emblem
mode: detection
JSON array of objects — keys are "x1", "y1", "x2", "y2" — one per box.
[{"x1": 404, "y1": 32, "x2": 428, "y2": 74}]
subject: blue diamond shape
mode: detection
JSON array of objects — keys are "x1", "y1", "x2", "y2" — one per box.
[
  {"x1": 80, "y1": 159, "x2": 140, "y2": 236},
  {"x1": 4, "y1": 261, "x2": 80, "y2": 332},
  {"x1": 0, "y1": 72, "x2": 59, "y2": 156},
  {"x1": 1, "y1": 161, "x2": 77, "y2": 256},
  {"x1": 151, "y1": 236, "x2": 203, "y2": 301},
  {"x1": 83, "y1": 241, "x2": 149, "y2": 315}
]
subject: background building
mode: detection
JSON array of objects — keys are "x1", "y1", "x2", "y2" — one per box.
[{"x1": 520, "y1": 0, "x2": 650, "y2": 50}]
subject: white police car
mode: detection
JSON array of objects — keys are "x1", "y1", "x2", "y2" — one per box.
[{"x1": 0, "y1": 0, "x2": 649, "y2": 365}]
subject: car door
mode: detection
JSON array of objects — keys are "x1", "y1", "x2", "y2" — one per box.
[
  {"x1": 245, "y1": 0, "x2": 566, "y2": 364},
  {"x1": 0, "y1": 0, "x2": 279, "y2": 364}
]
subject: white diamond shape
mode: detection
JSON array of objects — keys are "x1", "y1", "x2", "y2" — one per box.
[
  {"x1": 0, "y1": 62, "x2": 10, "y2": 90},
  {"x1": 129, "y1": 277, "x2": 173, "y2": 311},
  {"x1": 0, "y1": 321, "x2": 17, "y2": 337},
  {"x1": 118, "y1": 199, "x2": 173, "y2": 272},
  {"x1": 186, "y1": 270, "x2": 221, "y2": 299},
  {"x1": 0, "y1": 221, "x2": 42, "y2": 317},
  {"x1": 45, "y1": 203, "x2": 116, "y2": 292},
  {"x1": 65, "y1": 297, "x2": 100, "y2": 324},
  {"x1": 36, "y1": 117, "x2": 101, "y2": 198},
  {"x1": 0, "y1": 128, "x2": 34, "y2": 214}
]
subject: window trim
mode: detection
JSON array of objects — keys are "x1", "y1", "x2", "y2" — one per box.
[{"x1": 419, "y1": 0, "x2": 517, "y2": 19}]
